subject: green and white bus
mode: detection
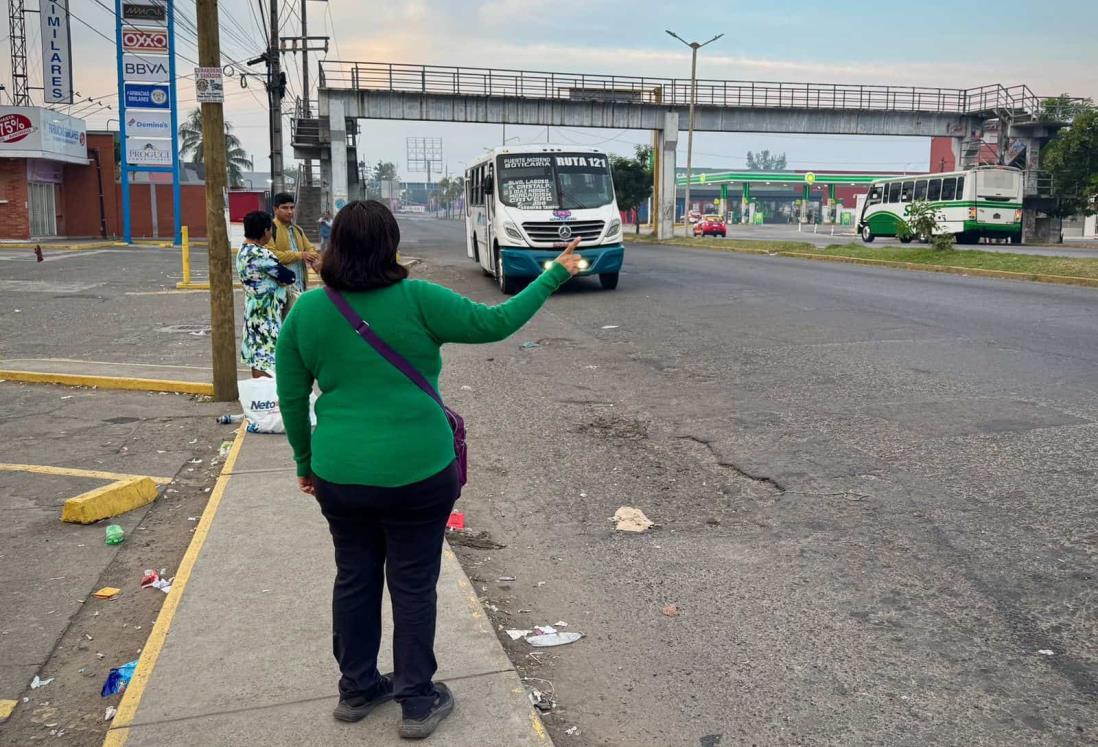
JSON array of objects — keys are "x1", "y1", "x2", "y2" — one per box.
[{"x1": 858, "y1": 166, "x2": 1023, "y2": 245}]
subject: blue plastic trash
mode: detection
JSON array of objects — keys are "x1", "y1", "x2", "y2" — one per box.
[{"x1": 100, "y1": 660, "x2": 138, "y2": 697}]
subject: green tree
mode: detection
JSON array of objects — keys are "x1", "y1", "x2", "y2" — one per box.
[
  {"x1": 610, "y1": 145, "x2": 653, "y2": 234},
  {"x1": 1043, "y1": 108, "x2": 1098, "y2": 215},
  {"x1": 177, "y1": 108, "x2": 253, "y2": 188},
  {"x1": 435, "y1": 176, "x2": 465, "y2": 218},
  {"x1": 746, "y1": 149, "x2": 787, "y2": 170},
  {"x1": 373, "y1": 161, "x2": 398, "y2": 182},
  {"x1": 1039, "y1": 94, "x2": 1094, "y2": 124},
  {"x1": 899, "y1": 201, "x2": 954, "y2": 251}
]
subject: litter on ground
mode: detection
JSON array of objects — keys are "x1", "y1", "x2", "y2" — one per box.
[
  {"x1": 520, "y1": 341, "x2": 541, "y2": 350},
  {"x1": 612, "y1": 506, "x2": 654, "y2": 533},
  {"x1": 140, "y1": 569, "x2": 160, "y2": 588},
  {"x1": 104, "y1": 706, "x2": 117, "y2": 721},
  {"x1": 601, "y1": 325, "x2": 620, "y2": 329},
  {"x1": 662, "y1": 604, "x2": 679, "y2": 617},
  {"x1": 93, "y1": 587, "x2": 121, "y2": 600},
  {"x1": 30, "y1": 675, "x2": 54, "y2": 689},
  {"x1": 566, "y1": 726, "x2": 579, "y2": 736},
  {"x1": 506, "y1": 629, "x2": 533, "y2": 641},
  {"x1": 1037, "y1": 649, "x2": 1055, "y2": 656},
  {"x1": 100, "y1": 660, "x2": 138, "y2": 697},
  {"x1": 446, "y1": 512, "x2": 465, "y2": 531},
  {"x1": 527, "y1": 631, "x2": 583, "y2": 647}
]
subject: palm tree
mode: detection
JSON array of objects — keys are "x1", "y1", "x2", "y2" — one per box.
[{"x1": 178, "y1": 108, "x2": 254, "y2": 188}]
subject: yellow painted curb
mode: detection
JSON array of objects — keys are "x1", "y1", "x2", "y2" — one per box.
[
  {"x1": 0, "y1": 241, "x2": 127, "y2": 251},
  {"x1": 174, "y1": 281, "x2": 243, "y2": 290},
  {"x1": 103, "y1": 424, "x2": 247, "y2": 747},
  {"x1": 0, "y1": 699, "x2": 16, "y2": 721},
  {"x1": 62, "y1": 477, "x2": 158, "y2": 524},
  {"x1": 0, "y1": 463, "x2": 172, "y2": 485},
  {"x1": 0, "y1": 370, "x2": 214, "y2": 396}
]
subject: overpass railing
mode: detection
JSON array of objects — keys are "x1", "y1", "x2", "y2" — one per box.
[{"x1": 319, "y1": 61, "x2": 1048, "y2": 117}]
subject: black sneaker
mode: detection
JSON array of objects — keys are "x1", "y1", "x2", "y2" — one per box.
[
  {"x1": 398, "y1": 682, "x2": 455, "y2": 740},
  {"x1": 333, "y1": 673, "x2": 395, "y2": 722}
]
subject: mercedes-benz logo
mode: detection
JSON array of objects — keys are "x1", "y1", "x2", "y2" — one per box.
[{"x1": 558, "y1": 225, "x2": 572, "y2": 240}]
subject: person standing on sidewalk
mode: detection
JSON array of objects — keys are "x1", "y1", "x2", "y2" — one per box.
[
  {"x1": 275, "y1": 200, "x2": 580, "y2": 739},
  {"x1": 268, "y1": 192, "x2": 320, "y2": 293},
  {"x1": 318, "y1": 209, "x2": 333, "y2": 252},
  {"x1": 236, "y1": 211, "x2": 296, "y2": 378}
]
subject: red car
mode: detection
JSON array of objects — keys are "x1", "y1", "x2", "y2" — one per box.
[{"x1": 693, "y1": 215, "x2": 727, "y2": 237}]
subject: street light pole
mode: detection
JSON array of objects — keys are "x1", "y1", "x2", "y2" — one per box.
[{"x1": 666, "y1": 30, "x2": 723, "y2": 235}]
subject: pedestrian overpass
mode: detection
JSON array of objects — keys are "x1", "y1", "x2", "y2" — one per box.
[{"x1": 300, "y1": 61, "x2": 1075, "y2": 239}]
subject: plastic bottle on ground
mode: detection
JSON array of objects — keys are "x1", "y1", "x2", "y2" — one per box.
[{"x1": 105, "y1": 524, "x2": 125, "y2": 545}]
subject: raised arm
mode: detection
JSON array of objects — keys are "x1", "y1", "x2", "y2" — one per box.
[{"x1": 417, "y1": 239, "x2": 581, "y2": 344}]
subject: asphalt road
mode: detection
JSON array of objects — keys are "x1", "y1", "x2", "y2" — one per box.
[{"x1": 405, "y1": 217, "x2": 1098, "y2": 745}]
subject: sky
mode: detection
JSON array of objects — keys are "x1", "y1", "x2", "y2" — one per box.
[{"x1": 4, "y1": 0, "x2": 1097, "y2": 180}]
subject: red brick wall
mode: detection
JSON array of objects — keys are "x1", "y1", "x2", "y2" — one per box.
[
  {"x1": 61, "y1": 134, "x2": 119, "y2": 238},
  {"x1": 119, "y1": 183, "x2": 208, "y2": 239},
  {"x1": 0, "y1": 159, "x2": 30, "y2": 240}
]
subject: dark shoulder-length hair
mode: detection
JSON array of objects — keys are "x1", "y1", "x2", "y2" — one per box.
[{"x1": 320, "y1": 200, "x2": 409, "y2": 291}]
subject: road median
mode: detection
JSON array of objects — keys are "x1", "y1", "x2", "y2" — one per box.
[{"x1": 629, "y1": 235, "x2": 1098, "y2": 289}]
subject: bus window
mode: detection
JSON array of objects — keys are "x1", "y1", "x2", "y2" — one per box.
[
  {"x1": 927, "y1": 179, "x2": 942, "y2": 201},
  {"x1": 955, "y1": 176, "x2": 965, "y2": 199},
  {"x1": 941, "y1": 177, "x2": 957, "y2": 201},
  {"x1": 887, "y1": 182, "x2": 902, "y2": 203},
  {"x1": 867, "y1": 185, "x2": 883, "y2": 205},
  {"x1": 914, "y1": 180, "x2": 928, "y2": 201},
  {"x1": 900, "y1": 181, "x2": 914, "y2": 202}
]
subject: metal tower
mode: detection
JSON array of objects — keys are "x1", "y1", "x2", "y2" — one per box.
[{"x1": 8, "y1": 0, "x2": 30, "y2": 105}]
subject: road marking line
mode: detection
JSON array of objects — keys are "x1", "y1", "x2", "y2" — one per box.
[
  {"x1": 0, "y1": 370, "x2": 214, "y2": 396},
  {"x1": 102, "y1": 424, "x2": 247, "y2": 747},
  {"x1": 0, "y1": 464, "x2": 173, "y2": 485},
  {"x1": 62, "y1": 477, "x2": 159, "y2": 524}
]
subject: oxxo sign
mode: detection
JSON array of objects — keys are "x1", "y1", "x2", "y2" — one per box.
[{"x1": 122, "y1": 28, "x2": 168, "y2": 53}]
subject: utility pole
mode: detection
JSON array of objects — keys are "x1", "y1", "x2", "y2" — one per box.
[
  {"x1": 268, "y1": 0, "x2": 285, "y2": 195},
  {"x1": 197, "y1": 0, "x2": 237, "y2": 401},
  {"x1": 666, "y1": 30, "x2": 722, "y2": 235},
  {"x1": 300, "y1": 0, "x2": 311, "y2": 185}
]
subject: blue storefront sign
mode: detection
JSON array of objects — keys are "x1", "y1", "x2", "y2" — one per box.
[{"x1": 124, "y1": 83, "x2": 172, "y2": 110}]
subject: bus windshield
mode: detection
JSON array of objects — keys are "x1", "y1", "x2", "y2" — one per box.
[{"x1": 497, "y1": 153, "x2": 614, "y2": 210}]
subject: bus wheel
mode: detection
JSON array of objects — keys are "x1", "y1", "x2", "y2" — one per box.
[
  {"x1": 599, "y1": 272, "x2": 620, "y2": 290},
  {"x1": 899, "y1": 234, "x2": 913, "y2": 244},
  {"x1": 1010, "y1": 233, "x2": 1022, "y2": 245},
  {"x1": 495, "y1": 249, "x2": 520, "y2": 295},
  {"x1": 861, "y1": 225, "x2": 875, "y2": 243}
]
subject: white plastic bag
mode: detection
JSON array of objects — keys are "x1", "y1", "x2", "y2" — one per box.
[{"x1": 238, "y1": 377, "x2": 316, "y2": 434}]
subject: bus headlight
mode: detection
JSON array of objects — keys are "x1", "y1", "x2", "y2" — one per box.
[
  {"x1": 607, "y1": 218, "x2": 621, "y2": 237},
  {"x1": 577, "y1": 258, "x2": 590, "y2": 270},
  {"x1": 968, "y1": 207, "x2": 977, "y2": 220},
  {"x1": 504, "y1": 221, "x2": 523, "y2": 241},
  {"x1": 543, "y1": 261, "x2": 555, "y2": 271},
  {"x1": 1014, "y1": 209, "x2": 1022, "y2": 223}
]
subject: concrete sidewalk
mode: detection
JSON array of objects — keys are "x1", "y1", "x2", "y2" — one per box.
[{"x1": 106, "y1": 431, "x2": 550, "y2": 746}]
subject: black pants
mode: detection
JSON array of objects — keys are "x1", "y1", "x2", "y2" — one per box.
[{"x1": 314, "y1": 461, "x2": 460, "y2": 719}]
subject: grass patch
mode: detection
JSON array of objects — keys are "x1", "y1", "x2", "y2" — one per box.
[
  {"x1": 812, "y1": 243, "x2": 1098, "y2": 280},
  {"x1": 629, "y1": 234, "x2": 1098, "y2": 281}
]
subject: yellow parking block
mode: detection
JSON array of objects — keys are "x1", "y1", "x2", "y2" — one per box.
[{"x1": 61, "y1": 477, "x2": 158, "y2": 525}]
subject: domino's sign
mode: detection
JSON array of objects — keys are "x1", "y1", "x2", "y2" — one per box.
[{"x1": 124, "y1": 83, "x2": 171, "y2": 109}]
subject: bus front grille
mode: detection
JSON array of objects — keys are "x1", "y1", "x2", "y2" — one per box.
[{"x1": 522, "y1": 220, "x2": 605, "y2": 242}]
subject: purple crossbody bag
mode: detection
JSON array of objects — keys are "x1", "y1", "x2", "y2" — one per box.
[{"x1": 325, "y1": 287, "x2": 468, "y2": 487}]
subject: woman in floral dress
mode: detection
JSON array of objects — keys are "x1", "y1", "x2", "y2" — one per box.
[{"x1": 236, "y1": 211, "x2": 297, "y2": 377}]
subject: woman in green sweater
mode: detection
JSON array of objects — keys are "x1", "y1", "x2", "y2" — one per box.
[{"x1": 275, "y1": 200, "x2": 579, "y2": 739}]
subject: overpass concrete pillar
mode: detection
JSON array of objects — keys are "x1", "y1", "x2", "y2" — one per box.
[
  {"x1": 329, "y1": 97, "x2": 350, "y2": 213},
  {"x1": 656, "y1": 111, "x2": 678, "y2": 240}
]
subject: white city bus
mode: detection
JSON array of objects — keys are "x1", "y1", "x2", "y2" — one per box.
[
  {"x1": 465, "y1": 146, "x2": 625, "y2": 294},
  {"x1": 858, "y1": 165, "x2": 1024, "y2": 244}
]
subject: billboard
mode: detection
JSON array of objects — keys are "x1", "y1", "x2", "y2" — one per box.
[
  {"x1": 123, "y1": 53, "x2": 171, "y2": 83},
  {"x1": 122, "y1": 1, "x2": 167, "y2": 24},
  {"x1": 40, "y1": 0, "x2": 73, "y2": 103},
  {"x1": 124, "y1": 83, "x2": 172, "y2": 109},
  {"x1": 126, "y1": 137, "x2": 173, "y2": 166},
  {"x1": 122, "y1": 27, "x2": 169, "y2": 53},
  {"x1": 0, "y1": 106, "x2": 86, "y2": 164},
  {"x1": 125, "y1": 110, "x2": 172, "y2": 138}
]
